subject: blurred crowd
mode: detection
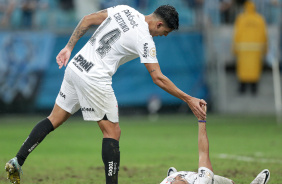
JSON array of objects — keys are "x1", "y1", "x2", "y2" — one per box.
[
  {"x1": 0, "y1": 0, "x2": 281, "y2": 30},
  {"x1": 197, "y1": 0, "x2": 281, "y2": 25}
]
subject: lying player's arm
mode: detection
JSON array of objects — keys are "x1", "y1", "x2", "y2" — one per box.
[
  {"x1": 56, "y1": 9, "x2": 108, "y2": 69},
  {"x1": 198, "y1": 105, "x2": 213, "y2": 171},
  {"x1": 144, "y1": 63, "x2": 206, "y2": 120}
]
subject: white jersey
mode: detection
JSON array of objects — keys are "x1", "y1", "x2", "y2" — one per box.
[
  {"x1": 68, "y1": 5, "x2": 158, "y2": 90},
  {"x1": 160, "y1": 167, "x2": 214, "y2": 184}
]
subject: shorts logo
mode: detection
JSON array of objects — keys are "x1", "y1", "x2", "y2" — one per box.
[
  {"x1": 143, "y1": 43, "x2": 148, "y2": 58},
  {"x1": 81, "y1": 107, "x2": 95, "y2": 112},
  {"x1": 60, "y1": 91, "x2": 66, "y2": 99}
]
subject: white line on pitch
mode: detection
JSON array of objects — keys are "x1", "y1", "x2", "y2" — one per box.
[{"x1": 217, "y1": 153, "x2": 282, "y2": 164}]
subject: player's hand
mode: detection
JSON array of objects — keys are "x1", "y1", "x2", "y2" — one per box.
[
  {"x1": 198, "y1": 103, "x2": 207, "y2": 121},
  {"x1": 56, "y1": 47, "x2": 72, "y2": 69},
  {"x1": 186, "y1": 97, "x2": 207, "y2": 120}
]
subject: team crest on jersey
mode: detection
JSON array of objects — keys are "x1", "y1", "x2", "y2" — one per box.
[
  {"x1": 150, "y1": 47, "x2": 156, "y2": 57},
  {"x1": 143, "y1": 43, "x2": 156, "y2": 58}
]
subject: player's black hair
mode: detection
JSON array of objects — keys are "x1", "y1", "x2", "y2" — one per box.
[{"x1": 154, "y1": 5, "x2": 179, "y2": 30}]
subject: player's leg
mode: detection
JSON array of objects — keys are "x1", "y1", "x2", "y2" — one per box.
[
  {"x1": 78, "y1": 96, "x2": 121, "y2": 184},
  {"x1": 98, "y1": 119, "x2": 121, "y2": 184},
  {"x1": 76, "y1": 69, "x2": 120, "y2": 184},
  {"x1": 98, "y1": 118, "x2": 121, "y2": 140},
  {"x1": 5, "y1": 104, "x2": 71, "y2": 184},
  {"x1": 48, "y1": 103, "x2": 72, "y2": 129},
  {"x1": 15, "y1": 66, "x2": 78, "y2": 167},
  {"x1": 5, "y1": 67, "x2": 79, "y2": 184},
  {"x1": 16, "y1": 104, "x2": 71, "y2": 165}
]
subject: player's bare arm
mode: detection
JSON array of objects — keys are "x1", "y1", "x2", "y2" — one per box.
[
  {"x1": 144, "y1": 63, "x2": 207, "y2": 120},
  {"x1": 67, "y1": 9, "x2": 108, "y2": 50},
  {"x1": 56, "y1": 9, "x2": 108, "y2": 69},
  {"x1": 198, "y1": 105, "x2": 213, "y2": 171}
]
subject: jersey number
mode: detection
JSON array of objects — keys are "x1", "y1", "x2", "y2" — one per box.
[{"x1": 96, "y1": 28, "x2": 121, "y2": 58}]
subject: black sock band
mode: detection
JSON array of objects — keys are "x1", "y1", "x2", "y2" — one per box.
[
  {"x1": 16, "y1": 118, "x2": 54, "y2": 166},
  {"x1": 102, "y1": 138, "x2": 120, "y2": 184}
]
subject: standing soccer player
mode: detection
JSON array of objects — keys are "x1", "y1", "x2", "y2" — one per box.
[{"x1": 5, "y1": 4, "x2": 207, "y2": 184}]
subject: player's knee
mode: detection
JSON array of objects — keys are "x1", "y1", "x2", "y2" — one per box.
[
  {"x1": 116, "y1": 125, "x2": 121, "y2": 135},
  {"x1": 47, "y1": 116, "x2": 64, "y2": 129},
  {"x1": 98, "y1": 120, "x2": 121, "y2": 140},
  {"x1": 110, "y1": 123, "x2": 121, "y2": 140},
  {"x1": 116, "y1": 126, "x2": 121, "y2": 139},
  {"x1": 47, "y1": 113, "x2": 70, "y2": 129},
  {"x1": 48, "y1": 104, "x2": 71, "y2": 129}
]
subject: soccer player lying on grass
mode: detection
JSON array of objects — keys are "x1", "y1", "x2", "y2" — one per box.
[
  {"x1": 5, "y1": 4, "x2": 207, "y2": 184},
  {"x1": 160, "y1": 104, "x2": 270, "y2": 184}
]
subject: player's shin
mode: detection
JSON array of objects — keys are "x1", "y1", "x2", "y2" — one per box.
[
  {"x1": 16, "y1": 118, "x2": 54, "y2": 166},
  {"x1": 102, "y1": 138, "x2": 120, "y2": 184}
]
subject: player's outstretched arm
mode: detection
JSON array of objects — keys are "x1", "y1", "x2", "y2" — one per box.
[
  {"x1": 198, "y1": 104, "x2": 213, "y2": 171},
  {"x1": 56, "y1": 9, "x2": 108, "y2": 69},
  {"x1": 144, "y1": 63, "x2": 207, "y2": 120}
]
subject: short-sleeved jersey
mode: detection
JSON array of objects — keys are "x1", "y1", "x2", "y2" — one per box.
[
  {"x1": 68, "y1": 5, "x2": 158, "y2": 89},
  {"x1": 160, "y1": 167, "x2": 214, "y2": 184}
]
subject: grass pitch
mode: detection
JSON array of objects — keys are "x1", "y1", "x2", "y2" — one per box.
[{"x1": 0, "y1": 114, "x2": 281, "y2": 184}]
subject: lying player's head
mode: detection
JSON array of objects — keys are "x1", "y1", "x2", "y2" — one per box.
[
  {"x1": 164, "y1": 174, "x2": 189, "y2": 184},
  {"x1": 151, "y1": 5, "x2": 179, "y2": 37}
]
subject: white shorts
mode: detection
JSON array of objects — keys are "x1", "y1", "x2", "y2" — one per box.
[
  {"x1": 55, "y1": 67, "x2": 119, "y2": 122},
  {"x1": 195, "y1": 167, "x2": 214, "y2": 184}
]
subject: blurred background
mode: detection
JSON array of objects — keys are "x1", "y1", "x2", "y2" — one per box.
[{"x1": 0, "y1": 0, "x2": 281, "y2": 120}]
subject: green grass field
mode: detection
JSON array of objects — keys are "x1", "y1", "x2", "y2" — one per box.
[{"x1": 0, "y1": 114, "x2": 281, "y2": 184}]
